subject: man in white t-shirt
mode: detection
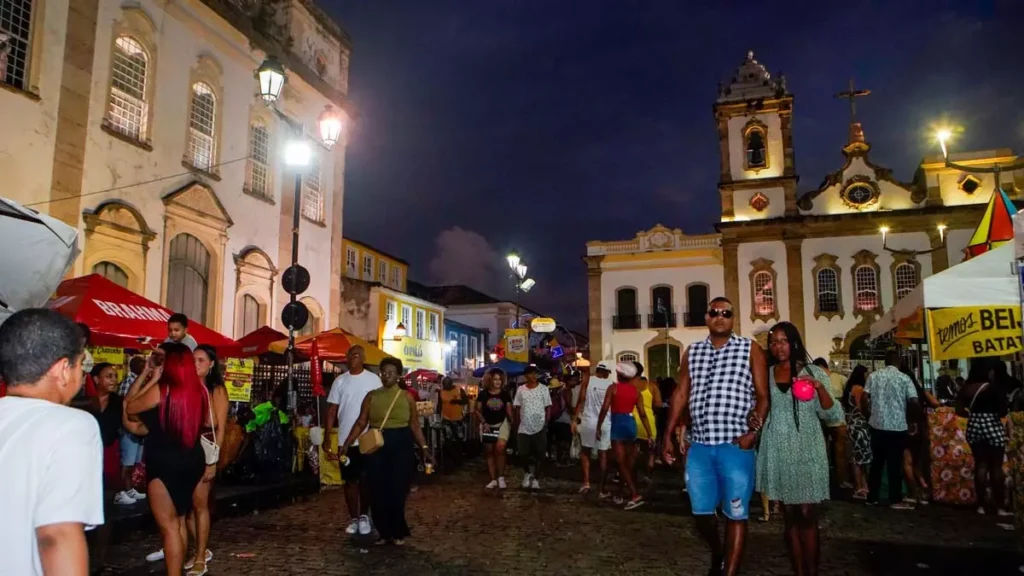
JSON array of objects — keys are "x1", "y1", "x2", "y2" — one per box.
[
  {"x1": 572, "y1": 360, "x2": 615, "y2": 496},
  {"x1": 513, "y1": 366, "x2": 552, "y2": 490},
  {"x1": 323, "y1": 345, "x2": 382, "y2": 536},
  {"x1": 0, "y1": 309, "x2": 104, "y2": 576}
]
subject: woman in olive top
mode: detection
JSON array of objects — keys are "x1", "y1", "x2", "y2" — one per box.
[{"x1": 339, "y1": 358, "x2": 433, "y2": 544}]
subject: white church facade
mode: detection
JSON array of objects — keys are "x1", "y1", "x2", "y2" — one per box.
[{"x1": 585, "y1": 52, "x2": 1024, "y2": 380}]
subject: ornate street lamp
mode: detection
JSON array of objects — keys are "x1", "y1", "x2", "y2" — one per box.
[
  {"x1": 318, "y1": 105, "x2": 344, "y2": 150},
  {"x1": 394, "y1": 322, "x2": 407, "y2": 340},
  {"x1": 256, "y1": 56, "x2": 286, "y2": 103},
  {"x1": 506, "y1": 252, "x2": 535, "y2": 329}
]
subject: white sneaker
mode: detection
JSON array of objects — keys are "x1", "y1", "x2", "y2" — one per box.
[
  {"x1": 978, "y1": 506, "x2": 987, "y2": 515},
  {"x1": 521, "y1": 473, "x2": 532, "y2": 489},
  {"x1": 530, "y1": 478, "x2": 540, "y2": 490},
  {"x1": 345, "y1": 519, "x2": 359, "y2": 535},
  {"x1": 498, "y1": 477, "x2": 507, "y2": 490},
  {"x1": 485, "y1": 480, "x2": 498, "y2": 490},
  {"x1": 998, "y1": 508, "x2": 1013, "y2": 517},
  {"x1": 358, "y1": 515, "x2": 372, "y2": 535},
  {"x1": 126, "y1": 489, "x2": 147, "y2": 500},
  {"x1": 146, "y1": 549, "x2": 165, "y2": 562},
  {"x1": 114, "y1": 491, "x2": 136, "y2": 505}
]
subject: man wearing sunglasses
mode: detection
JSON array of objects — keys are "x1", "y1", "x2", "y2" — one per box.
[{"x1": 663, "y1": 297, "x2": 769, "y2": 576}]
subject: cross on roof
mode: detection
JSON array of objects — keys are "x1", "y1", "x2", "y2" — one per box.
[{"x1": 835, "y1": 78, "x2": 871, "y2": 124}]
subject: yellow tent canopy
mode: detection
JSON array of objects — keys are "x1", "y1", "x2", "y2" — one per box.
[{"x1": 268, "y1": 328, "x2": 393, "y2": 365}]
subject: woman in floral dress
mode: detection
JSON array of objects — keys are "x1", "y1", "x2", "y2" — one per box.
[
  {"x1": 756, "y1": 322, "x2": 845, "y2": 576},
  {"x1": 842, "y1": 365, "x2": 872, "y2": 499}
]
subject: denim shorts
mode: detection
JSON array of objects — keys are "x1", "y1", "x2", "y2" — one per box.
[
  {"x1": 610, "y1": 413, "x2": 637, "y2": 442},
  {"x1": 685, "y1": 441, "x2": 756, "y2": 520},
  {"x1": 119, "y1": 431, "x2": 144, "y2": 467}
]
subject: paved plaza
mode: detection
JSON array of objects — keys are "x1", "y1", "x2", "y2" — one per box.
[{"x1": 101, "y1": 461, "x2": 1024, "y2": 575}]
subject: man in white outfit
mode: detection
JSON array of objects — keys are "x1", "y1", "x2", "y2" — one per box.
[{"x1": 572, "y1": 360, "x2": 615, "y2": 497}]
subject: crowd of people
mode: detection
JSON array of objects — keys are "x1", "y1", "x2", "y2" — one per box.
[{"x1": 3, "y1": 295, "x2": 1023, "y2": 576}]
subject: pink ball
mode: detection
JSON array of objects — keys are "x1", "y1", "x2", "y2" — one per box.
[{"x1": 792, "y1": 378, "x2": 816, "y2": 402}]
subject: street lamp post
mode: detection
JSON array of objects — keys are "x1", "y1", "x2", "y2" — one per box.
[
  {"x1": 506, "y1": 252, "x2": 535, "y2": 329},
  {"x1": 256, "y1": 56, "x2": 345, "y2": 409}
]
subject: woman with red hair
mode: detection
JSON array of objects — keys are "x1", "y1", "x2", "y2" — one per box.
[{"x1": 125, "y1": 343, "x2": 208, "y2": 575}]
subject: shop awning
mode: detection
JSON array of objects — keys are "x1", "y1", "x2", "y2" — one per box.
[
  {"x1": 870, "y1": 243, "x2": 1018, "y2": 338},
  {"x1": 0, "y1": 197, "x2": 79, "y2": 326},
  {"x1": 48, "y1": 274, "x2": 242, "y2": 355},
  {"x1": 237, "y1": 326, "x2": 288, "y2": 357},
  {"x1": 472, "y1": 358, "x2": 529, "y2": 378},
  {"x1": 267, "y1": 328, "x2": 393, "y2": 365}
]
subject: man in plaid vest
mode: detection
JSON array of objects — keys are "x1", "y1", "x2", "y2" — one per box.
[{"x1": 663, "y1": 296, "x2": 769, "y2": 576}]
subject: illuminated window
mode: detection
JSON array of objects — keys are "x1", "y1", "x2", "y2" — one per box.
[
  {"x1": 817, "y1": 268, "x2": 839, "y2": 313},
  {"x1": 302, "y1": 154, "x2": 323, "y2": 222},
  {"x1": 429, "y1": 313, "x2": 439, "y2": 342},
  {"x1": 106, "y1": 36, "x2": 149, "y2": 141},
  {"x1": 753, "y1": 271, "x2": 774, "y2": 315},
  {"x1": 854, "y1": 265, "x2": 879, "y2": 310},
  {"x1": 618, "y1": 351, "x2": 639, "y2": 363},
  {"x1": 187, "y1": 82, "x2": 217, "y2": 171},
  {"x1": 415, "y1": 309, "x2": 425, "y2": 340},
  {"x1": 245, "y1": 120, "x2": 271, "y2": 198}
]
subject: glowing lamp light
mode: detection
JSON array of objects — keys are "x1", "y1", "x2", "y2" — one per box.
[
  {"x1": 256, "y1": 56, "x2": 286, "y2": 104},
  {"x1": 519, "y1": 278, "x2": 536, "y2": 293},
  {"x1": 489, "y1": 352, "x2": 498, "y2": 362},
  {"x1": 937, "y1": 224, "x2": 947, "y2": 243},
  {"x1": 879, "y1": 225, "x2": 890, "y2": 242},
  {"x1": 936, "y1": 128, "x2": 952, "y2": 159},
  {"x1": 515, "y1": 264, "x2": 528, "y2": 279},
  {"x1": 284, "y1": 140, "x2": 312, "y2": 167},
  {"x1": 506, "y1": 252, "x2": 521, "y2": 270},
  {"x1": 394, "y1": 322, "x2": 407, "y2": 340},
  {"x1": 449, "y1": 339, "x2": 458, "y2": 349},
  {"x1": 317, "y1": 105, "x2": 344, "y2": 150}
]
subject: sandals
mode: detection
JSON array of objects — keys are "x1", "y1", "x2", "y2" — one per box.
[
  {"x1": 578, "y1": 485, "x2": 591, "y2": 494},
  {"x1": 598, "y1": 492, "x2": 612, "y2": 500},
  {"x1": 853, "y1": 489, "x2": 868, "y2": 500},
  {"x1": 624, "y1": 496, "x2": 645, "y2": 510},
  {"x1": 185, "y1": 562, "x2": 208, "y2": 576}
]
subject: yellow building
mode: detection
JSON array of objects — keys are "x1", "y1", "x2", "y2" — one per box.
[
  {"x1": 343, "y1": 238, "x2": 408, "y2": 292},
  {"x1": 374, "y1": 287, "x2": 446, "y2": 373}
]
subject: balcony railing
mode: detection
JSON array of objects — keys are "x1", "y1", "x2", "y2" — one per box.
[
  {"x1": 683, "y1": 311, "x2": 706, "y2": 327},
  {"x1": 612, "y1": 314, "x2": 641, "y2": 330},
  {"x1": 647, "y1": 311, "x2": 678, "y2": 329}
]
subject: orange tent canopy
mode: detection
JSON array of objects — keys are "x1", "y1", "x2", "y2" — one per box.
[{"x1": 267, "y1": 328, "x2": 393, "y2": 365}]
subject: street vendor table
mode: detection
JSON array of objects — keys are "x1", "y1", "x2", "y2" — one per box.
[{"x1": 929, "y1": 407, "x2": 1011, "y2": 505}]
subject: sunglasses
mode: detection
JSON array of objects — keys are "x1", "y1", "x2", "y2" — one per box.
[{"x1": 706, "y1": 308, "x2": 734, "y2": 319}]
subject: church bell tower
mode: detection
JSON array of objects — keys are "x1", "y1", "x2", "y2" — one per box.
[{"x1": 713, "y1": 51, "x2": 798, "y2": 221}]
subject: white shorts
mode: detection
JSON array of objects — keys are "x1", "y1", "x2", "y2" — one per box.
[{"x1": 578, "y1": 419, "x2": 611, "y2": 451}]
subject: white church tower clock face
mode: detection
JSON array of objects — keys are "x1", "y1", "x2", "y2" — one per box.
[{"x1": 713, "y1": 51, "x2": 798, "y2": 223}]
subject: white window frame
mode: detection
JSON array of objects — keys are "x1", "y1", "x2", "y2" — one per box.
[
  {"x1": 378, "y1": 260, "x2": 388, "y2": 284},
  {"x1": 428, "y1": 313, "x2": 439, "y2": 342},
  {"x1": 302, "y1": 154, "x2": 323, "y2": 222},
  {"x1": 385, "y1": 300, "x2": 397, "y2": 332},
  {"x1": 345, "y1": 247, "x2": 357, "y2": 276},
  {"x1": 894, "y1": 263, "x2": 917, "y2": 301},
  {"x1": 391, "y1": 266, "x2": 401, "y2": 289},
  {"x1": 460, "y1": 334, "x2": 469, "y2": 367},
  {"x1": 753, "y1": 270, "x2": 775, "y2": 315},
  {"x1": 854, "y1": 265, "x2": 879, "y2": 311},
  {"x1": 245, "y1": 120, "x2": 271, "y2": 198},
  {"x1": 106, "y1": 35, "x2": 149, "y2": 142},
  {"x1": 415, "y1": 309, "x2": 425, "y2": 340},
  {"x1": 401, "y1": 305, "x2": 413, "y2": 338},
  {"x1": 617, "y1": 351, "x2": 639, "y2": 363},
  {"x1": 816, "y1": 268, "x2": 840, "y2": 313},
  {"x1": 187, "y1": 82, "x2": 217, "y2": 171},
  {"x1": 1, "y1": 0, "x2": 35, "y2": 90},
  {"x1": 362, "y1": 254, "x2": 374, "y2": 281},
  {"x1": 470, "y1": 336, "x2": 478, "y2": 367}
]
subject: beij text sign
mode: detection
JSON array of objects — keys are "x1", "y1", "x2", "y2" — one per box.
[{"x1": 926, "y1": 305, "x2": 1022, "y2": 360}]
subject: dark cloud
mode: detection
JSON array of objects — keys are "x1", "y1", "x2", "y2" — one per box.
[{"x1": 428, "y1": 227, "x2": 502, "y2": 296}]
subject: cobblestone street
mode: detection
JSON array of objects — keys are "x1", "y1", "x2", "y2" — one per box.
[{"x1": 102, "y1": 460, "x2": 1024, "y2": 575}]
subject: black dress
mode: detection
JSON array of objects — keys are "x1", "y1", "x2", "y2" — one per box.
[{"x1": 139, "y1": 403, "x2": 205, "y2": 515}]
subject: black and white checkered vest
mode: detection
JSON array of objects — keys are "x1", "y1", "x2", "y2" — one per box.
[{"x1": 687, "y1": 334, "x2": 753, "y2": 445}]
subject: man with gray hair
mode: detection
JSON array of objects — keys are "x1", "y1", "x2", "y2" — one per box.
[{"x1": 0, "y1": 309, "x2": 104, "y2": 575}]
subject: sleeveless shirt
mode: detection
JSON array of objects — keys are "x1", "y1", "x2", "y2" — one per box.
[{"x1": 687, "y1": 334, "x2": 754, "y2": 445}]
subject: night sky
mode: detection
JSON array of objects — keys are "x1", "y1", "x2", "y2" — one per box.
[{"x1": 324, "y1": 0, "x2": 1024, "y2": 333}]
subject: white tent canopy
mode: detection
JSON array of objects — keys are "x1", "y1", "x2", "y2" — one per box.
[
  {"x1": 870, "y1": 242, "x2": 1018, "y2": 338},
  {"x1": 0, "y1": 197, "x2": 79, "y2": 326}
]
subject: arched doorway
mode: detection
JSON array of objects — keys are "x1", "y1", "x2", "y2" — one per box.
[
  {"x1": 166, "y1": 233, "x2": 210, "y2": 324},
  {"x1": 645, "y1": 333, "x2": 682, "y2": 381}
]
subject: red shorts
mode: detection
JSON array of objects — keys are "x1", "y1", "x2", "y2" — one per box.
[{"x1": 103, "y1": 440, "x2": 121, "y2": 487}]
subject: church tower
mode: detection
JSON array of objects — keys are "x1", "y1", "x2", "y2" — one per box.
[{"x1": 714, "y1": 51, "x2": 798, "y2": 221}]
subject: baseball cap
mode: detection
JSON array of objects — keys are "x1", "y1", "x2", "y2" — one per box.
[{"x1": 596, "y1": 360, "x2": 613, "y2": 372}]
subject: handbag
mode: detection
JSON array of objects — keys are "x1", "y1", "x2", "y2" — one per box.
[
  {"x1": 358, "y1": 389, "x2": 403, "y2": 455},
  {"x1": 200, "y1": 387, "x2": 220, "y2": 466}
]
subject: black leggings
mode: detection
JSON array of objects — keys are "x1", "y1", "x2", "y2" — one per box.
[{"x1": 969, "y1": 441, "x2": 1006, "y2": 509}]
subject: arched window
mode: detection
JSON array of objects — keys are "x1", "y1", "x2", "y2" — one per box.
[
  {"x1": 92, "y1": 261, "x2": 129, "y2": 288},
  {"x1": 245, "y1": 119, "x2": 271, "y2": 199},
  {"x1": 685, "y1": 283, "x2": 709, "y2": 326},
  {"x1": 106, "y1": 35, "x2": 149, "y2": 141},
  {"x1": 239, "y1": 294, "x2": 262, "y2": 337},
  {"x1": 816, "y1": 268, "x2": 840, "y2": 313},
  {"x1": 746, "y1": 129, "x2": 765, "y2": 168},
  {"x1": 296, "y1": 297, "x2": 323, "y2": 337},
  {"x1": 894, "y1": 262, "x2": 918, "y2": 301},
  {"x1": 617, "y1": 351, "x2": 639, "y2": 363},
  {"x1": 650, "y1": 285, "x2": 675, "y2": 328},
  {"x1": 753, "y1": 270, "x2": 774, "y2": 316},
  {"x1": 187, "y1": 82, "x2": 217, "y2": 171},
  {"x1": 166, "y1": 233, "x2": 210, "y2": 324},
  {"x1": 614, "y1": 287, "x2": 638, "y2": 330},
  {"x1": 854, "y1": 265, "x2": 879, "y2": 311},
  {"x1": 302, "y1": 152, "x2": 323, "y2": 222}
]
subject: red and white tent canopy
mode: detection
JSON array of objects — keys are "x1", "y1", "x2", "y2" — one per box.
[{"x1": 48, "y1": 274, "x2": 241, "y2": 356}]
